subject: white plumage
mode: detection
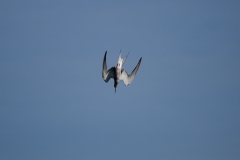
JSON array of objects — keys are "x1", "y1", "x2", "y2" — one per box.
[{"x1": 102, "y1": 51, "x2": 142, "y2": 92}]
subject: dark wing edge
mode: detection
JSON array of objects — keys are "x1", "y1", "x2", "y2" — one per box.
[
  {"x1": 102, "y1": 51, "x2": 115, "y2": 82},
  {"x1": 121, "y1": 57, "x2": 142, "y2": 85},
  {"x1": 102, "y1": 51, "x2": 107, "y2": 77}
]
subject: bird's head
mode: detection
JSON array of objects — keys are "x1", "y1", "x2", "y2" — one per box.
[{"x1": 114, "y1": 81, "x2": 119, "y2": 93}]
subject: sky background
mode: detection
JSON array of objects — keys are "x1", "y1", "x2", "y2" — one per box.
[{"x1": 1, "y1": 0, "x2": 240, "y2": 160}]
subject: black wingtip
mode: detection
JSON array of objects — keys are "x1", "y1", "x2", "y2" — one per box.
[{"x1": 104, "y1": 51, "x2": 107, "y2": 59}]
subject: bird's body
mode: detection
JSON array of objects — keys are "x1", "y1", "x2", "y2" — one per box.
[{"x1": 102, "y1": 51, "x2": 142, "y2": 92}]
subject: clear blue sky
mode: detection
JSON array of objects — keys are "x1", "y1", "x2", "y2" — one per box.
[{"x1": 1, "y1": 1, "x2": 240, "y2": 160}]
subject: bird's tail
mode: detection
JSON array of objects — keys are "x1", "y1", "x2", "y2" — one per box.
[{"x1": 122, "y1": 52, "x2": 129, "y2": 65}]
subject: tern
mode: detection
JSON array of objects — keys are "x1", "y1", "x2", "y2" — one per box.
[{"x1": 102, "y1": 51, "x2": 142, "y2": 93}]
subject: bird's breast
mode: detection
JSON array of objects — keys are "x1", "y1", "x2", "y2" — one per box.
[{"x1": 116, "y1": 68, "x2": 121, "y2": 80}]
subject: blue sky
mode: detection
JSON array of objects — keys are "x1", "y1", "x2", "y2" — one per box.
[{"x1": 1, "y1": 0, "x2": 240, "y2": 160}]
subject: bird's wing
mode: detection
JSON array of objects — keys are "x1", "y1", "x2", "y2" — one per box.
[
  {"x1": 102, "y1": 51, "x2": 116, "y2": 82},
  {"x1": 120, "y1": 57, "x2": 142, "y2": 86}
]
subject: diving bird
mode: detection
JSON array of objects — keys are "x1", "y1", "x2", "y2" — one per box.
[{"x1": 102, "y1": 51, "x2": 142, "y2": 93}]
